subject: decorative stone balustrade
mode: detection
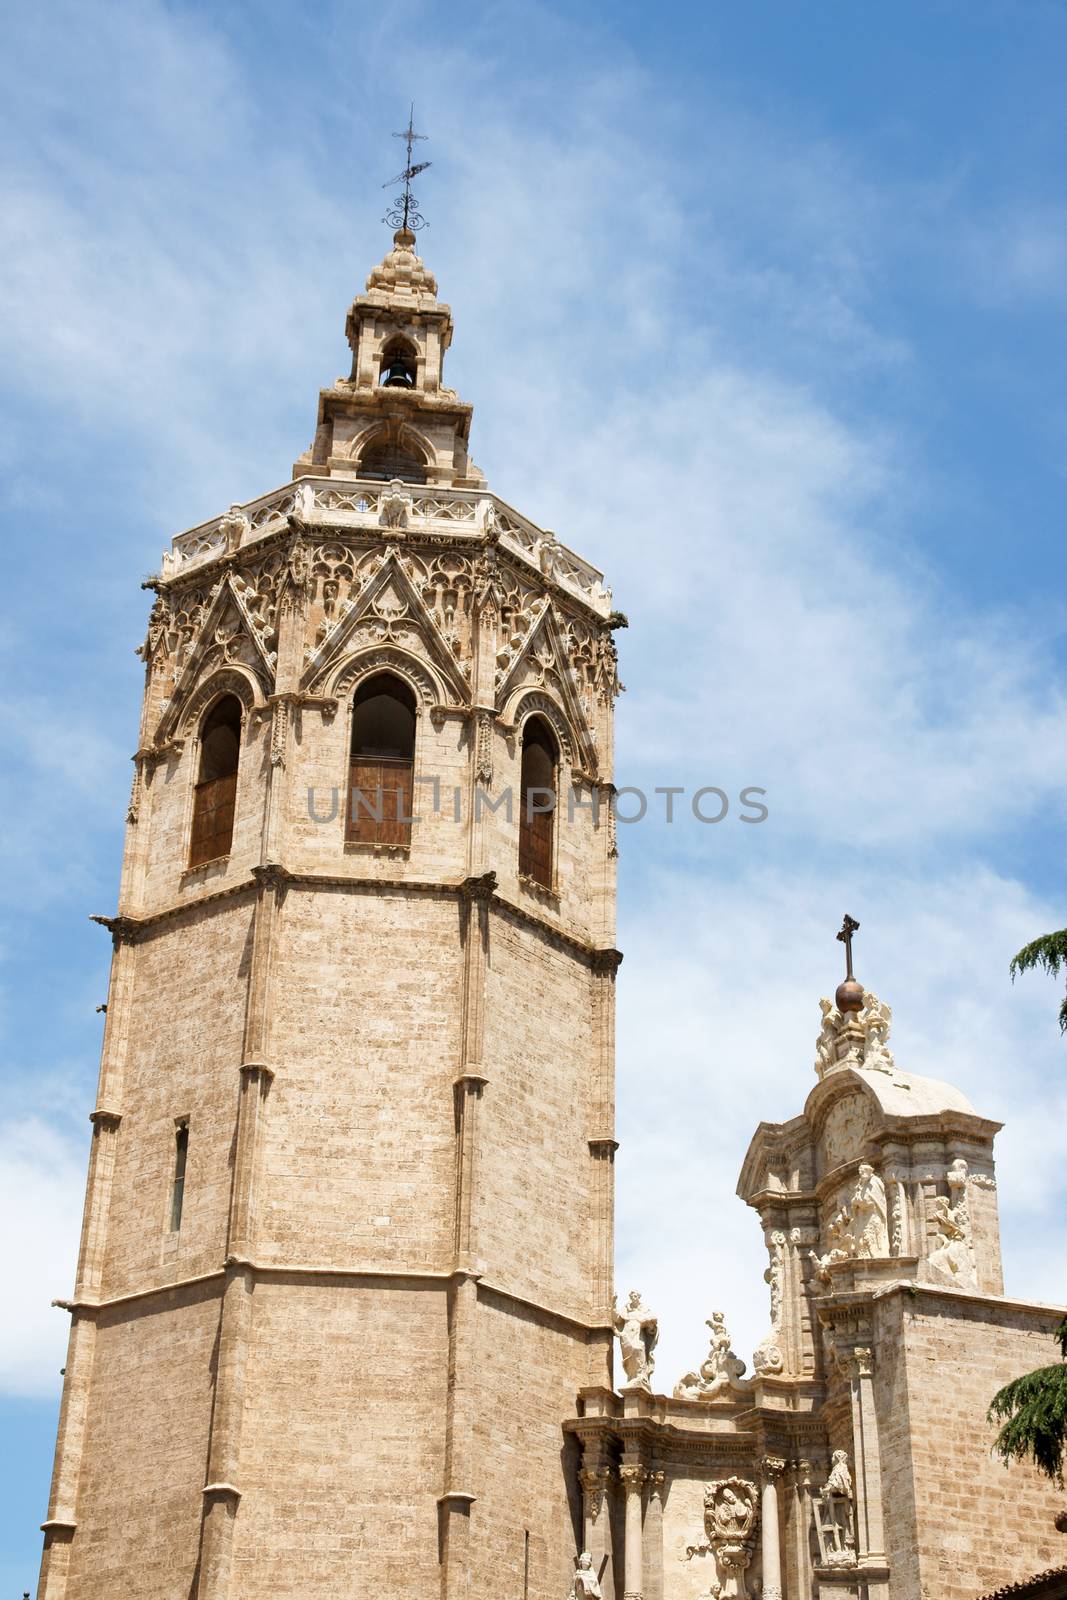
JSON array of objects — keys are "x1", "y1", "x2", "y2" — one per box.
[{"x1": 160, "y1": 476, "x2": 611, "y2": 617}]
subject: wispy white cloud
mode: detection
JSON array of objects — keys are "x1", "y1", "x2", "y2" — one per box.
[
  {"x1": 0, "y1": 0, "x2": 1065, "y2": 1410},
  {"x1": 0, "y1": 1115, "x2": 84, "y2": 1397}
]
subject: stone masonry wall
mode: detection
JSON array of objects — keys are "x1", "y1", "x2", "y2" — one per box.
[
  {"x1": 65, "y1": 1280, "x2": 220, "y2": 1600},
  {"x1": 878, "y1": 1288, "x2": 1066, "y2": 1599}
]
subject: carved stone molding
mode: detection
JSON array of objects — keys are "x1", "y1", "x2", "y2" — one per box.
[
  {"x1": 251, "y1": 863, "x2": 291, "y2": 892},
  {"x1": 89, "y1": 914, "x2": 141, "y2": 947},
  {"x1": 474, "y1": 708, "x2": 494, "y2": 785},
  {"x1": 89, "y1": 1109, "x2": 123, "y2": 1130},
  {"x1": 460, "y1": 870, "x2": 498, "y2": 903},
  {"x1": 761, "y1": 1455, "x2": 788, "y2": 1483},
  {"x1": 580, "y1": 1465, "x2": 613, "y2": 1522}
]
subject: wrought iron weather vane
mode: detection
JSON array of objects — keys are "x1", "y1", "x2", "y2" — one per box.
[{"x1": 382, "y1": 104, "x2": 431, "y2": 234}]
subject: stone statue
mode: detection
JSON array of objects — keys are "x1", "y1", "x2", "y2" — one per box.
[
  {"x1": 824, "y1": 1450, "x2": 853, "y2": 1499},
  {"x1": 927, "y1": 1194, "x2": 977, "y2": 1285},
  {"x1": 568, "y1": 1552, "x2": 602, "y2": 1600},
  {"x1": 613, "y1": 1290, "x2": 658, "y2": 1390},
  {"x1": 849, "y1": 1163, "x2": 889, "y2": 1258},
  {"x1": 674, "y1": 1311, "x2": 752, "y2": 1400},
  {"x1": 812, "y1": 1452, "x2": 856, "y2": 1569},
  {"x1": 815, "y1": 996, "x2": 841, "y2": 1077},
  {"x1": 861, "y1": 991, "x2": 895, "y2": 1072},
  {"x1": 810, "y1": 1205, "x2": 852, "y2": 1282}
]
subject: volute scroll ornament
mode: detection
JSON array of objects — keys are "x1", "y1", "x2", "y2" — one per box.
[{"x1": 674, "y1": 1311, "x2": 753, "y2": 1402}]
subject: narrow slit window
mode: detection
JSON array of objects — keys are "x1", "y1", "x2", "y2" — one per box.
[
  {"x1": 346, "y1": 674, "x2": 416, "y2": 847},
  {"x1": 170, "y1": 1121, "x2": 189, "y2": 1232},
  {"x1": 519, "y1": 718, "x2": 557, "y2": 889},
  {"x1": 189, "y1": 695, "x2": 242, "y2": 867}
]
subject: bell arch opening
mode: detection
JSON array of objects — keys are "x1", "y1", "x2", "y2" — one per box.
[
  {"x1": 378, "y1": 336, "x2": 418, "y2": 389},
  {"x1": 357, "y1": 425, "x2": 428, "y2": 484}
]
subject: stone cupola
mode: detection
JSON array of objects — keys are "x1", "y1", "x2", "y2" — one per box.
[{"x1": 293, "y1": 228, "x2": 485, "y2": 489}]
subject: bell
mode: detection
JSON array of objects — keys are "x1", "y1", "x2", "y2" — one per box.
[{"x1": 382, "y1": 359, "x2": 414, "y2": 388}]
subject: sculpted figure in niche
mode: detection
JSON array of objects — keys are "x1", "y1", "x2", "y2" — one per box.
[
  {"x1": 849, "y1": 1163, "x2": 889, "y2": 1258},
  {"x1": 685, "y1": 1478, "x2": 759, "y2": 1598},
  {"x1": 824, "y1": 1450, "x2": 853, "y2": 1499},
  {"x1": 568, "y1": 1553, "x2": 602, "y2": 1600},
  {"x1": 812, "y1": 1452, "x2": 857, "y2": 1568},
  {"x1": 613, "y1": 1289, "x2": 658, "y2": 1390}
]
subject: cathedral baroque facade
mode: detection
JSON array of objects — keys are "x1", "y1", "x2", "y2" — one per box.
[{"x1": 37, "y1": 229, "x2": 1065, "y2": 1600}]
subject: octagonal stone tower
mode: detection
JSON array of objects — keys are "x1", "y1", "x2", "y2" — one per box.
[{"x1": 38, "y1": 230, "x2": 622, "y2": 1600}]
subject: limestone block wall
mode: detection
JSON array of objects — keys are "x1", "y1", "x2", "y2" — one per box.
[
  {"x1": 233, "y1": 1279, "x2": 449, "y2": 1598},
  {"x1": 259, "y1": 886, "x2": 460, "y2": 1271},
  {"x1": 64, "y1": 1282, "x2": 220, "y2": 1600},
  {"x1": 468, "y1": 1291, "x2": 588, "y2": 1599},
  {"x1": 479, "y1": 922, "x2": 597, "y2": 1315},
  {"x1": 102, "y1": 901, "x2": 253, "y2": 1298},
  {"x1": 874, "y1": 1287, "x2": 1066, "y2": 1600}
]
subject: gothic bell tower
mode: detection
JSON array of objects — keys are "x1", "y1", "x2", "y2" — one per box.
[{"x1": 38, "y1": 223, "x2": 622, "y2": 1600}]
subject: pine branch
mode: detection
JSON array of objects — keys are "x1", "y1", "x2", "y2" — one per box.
[
  {"x1": 1009, "y1": 929, "x2": 1067, "y2": 1034},
  {"x1": 989, "y1": 1340, "x2": 1067, "y2": 1481}
]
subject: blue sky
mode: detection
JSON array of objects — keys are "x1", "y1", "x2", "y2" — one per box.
[{"x1": 3, "y1": 0, "x2": 1067, "y2": 1583}]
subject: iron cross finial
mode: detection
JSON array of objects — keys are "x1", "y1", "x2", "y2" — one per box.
[
  {"x1": 382, "y1": 104, "x2": 432, "y2": 235},
  {"x1": 836, "y1": 914, "x2": 860, "y2": 981}
]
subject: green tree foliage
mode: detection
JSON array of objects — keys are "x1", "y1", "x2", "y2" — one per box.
[
  {"x1": 1010, "y1": 928, "x2": 1067, "y2": 1033},
  {"x1": 989, "y1": 1320, "x2": 1067, "y2": 1481},
  {"x1": 987, "y1": 929, "x2": 1067, "y2": 1480}
]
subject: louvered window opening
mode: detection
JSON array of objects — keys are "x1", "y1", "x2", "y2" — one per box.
[
  {"x1": 189, "y1": 696, "x2": 241, "y2": 867},
  {"x1": 358, "y1": 442, "x2": 427, "y2": 484},
  {"x1": 347, "y1": 676, "x2": 416, "y2": 847},
  {"x1": 519, "y1": 720, "x2": 557, "y2": 889}
]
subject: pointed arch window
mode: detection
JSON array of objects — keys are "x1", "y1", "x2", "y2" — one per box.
[
  {"x1": 188, "y1": 695, "x2": 241, "y2": 867},
  {"x1": 519, "y1": 717, "x2": 557, "y2": 889},
  {"x1": 357, "y1": 426, "x2": 428, "y2": 484},
  {"x1": 347, "y1": 674, "x2": 416, "y2": 847}
]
